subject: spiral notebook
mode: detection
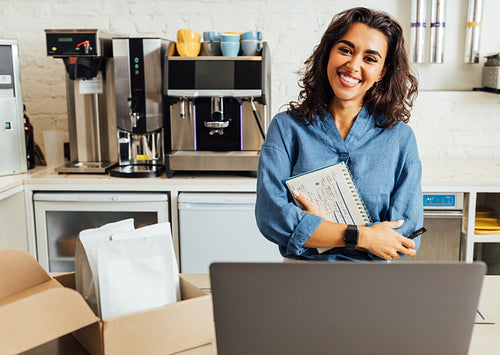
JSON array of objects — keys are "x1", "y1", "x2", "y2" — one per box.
[{"x1": 285, "y1": 162, "x2": 372, "y2": 253}]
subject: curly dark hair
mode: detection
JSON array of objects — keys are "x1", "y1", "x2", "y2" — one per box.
[{"x1": 288, "y1": 7, "x2": 418, "y2": 128}]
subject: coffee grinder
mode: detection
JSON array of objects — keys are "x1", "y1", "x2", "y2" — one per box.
[
  {"x1": 110, "y1": 38, "x2": 172, "y2": 178},
  {"x1": 165, "y1": 42, "x2": 271, "y2": 177},
  {"x1": 45, "y1": 29, "x2": 117, "y2": 173}
]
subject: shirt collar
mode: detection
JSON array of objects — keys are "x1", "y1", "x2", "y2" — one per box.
[{"x1": 318, "y1": 105, "x2": 374, "y2": 147}]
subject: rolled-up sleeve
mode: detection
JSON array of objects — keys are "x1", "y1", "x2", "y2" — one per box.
[{"x1": 255, "y1": 119, "x2": 323, "y2": 257}]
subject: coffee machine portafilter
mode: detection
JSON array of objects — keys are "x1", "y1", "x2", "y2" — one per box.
[
  {"x1": 165, "y1": 43, "x2": 271, "y2": 177},
  {"x1": 110, "y1": 38, "x2": 173, "y2": 178}
]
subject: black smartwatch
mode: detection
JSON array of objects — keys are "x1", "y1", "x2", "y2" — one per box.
[{"x1": 344, "y1": 224, "x2": 359, "y2": 250}]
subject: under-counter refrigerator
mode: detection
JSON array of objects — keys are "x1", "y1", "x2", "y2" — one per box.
[
  {"x1": 34, "y1": 192, "x2": 169, "y2": 272},
  {"x1": 178, "y1": 192, "x2": 283, "y2": 273}
]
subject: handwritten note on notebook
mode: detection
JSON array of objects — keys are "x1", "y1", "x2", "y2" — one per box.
[{"x1": 285, "y1": 162, "x2": 371, "y2": 253}]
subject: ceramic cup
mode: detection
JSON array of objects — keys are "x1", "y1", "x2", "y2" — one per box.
[
  {"x1": 241, "y1": 30, "x2": 263, "y2": 41},
  {"x1": 220, "y1": 33, "x2": 240, "y2": 42},
  {"x1": 221, "y1": 41, "x2": 240, "y2": 57},
  {"x1": 203, "y1": 31, "x2": 221, "y2": 42},
  {"x1": 177, "y1": 29, "x2": 201, "y2": 43},
  {"x1": 200, "y1": 41, "x2": 222, "y2": 56},
  {"x1": 241, "y1": 40, "x2": 263, "y2": 56},
  {"x1": 176, "y1": 42, "x2": 201, "y2": 57}
]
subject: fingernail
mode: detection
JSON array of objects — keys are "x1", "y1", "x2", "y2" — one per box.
[
  {"x1": 398, "y1": 219, "x2": 405, "y2": 224},
  {"x1": 292, "y1": 190, "x2": 300, "y2": 197}
]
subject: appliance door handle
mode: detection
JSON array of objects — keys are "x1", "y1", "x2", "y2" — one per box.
[{"x1": 423, "y1": 210, "x2": 464, "y2": 218}]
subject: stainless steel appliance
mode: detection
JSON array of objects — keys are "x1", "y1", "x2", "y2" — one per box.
[
  {"x1": 482, "y1": 53, "x2": 500, "y2": 91},
  {"x1": 45, "y1": 29, "x2": 117, "y2": 173},
  {"x1": 34, "y1": 192, "x2": 169, "y2": 272},
  {"x1": 0, "y1": 40, "x2": 26, "y2": 176},
  {"x1": 165, "y1": 43, "x2": 271, "y2": 177},
  {"x1": 396, "y1": 192, "x2": 464, "y2": 262},
  {"x1": 110, "y1": 38, "x2": 173, "y2": 178}
]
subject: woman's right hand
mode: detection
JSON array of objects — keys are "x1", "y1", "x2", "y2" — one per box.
[{"x1": 358, "y1": 220, "x2": 416, "y2": 260}]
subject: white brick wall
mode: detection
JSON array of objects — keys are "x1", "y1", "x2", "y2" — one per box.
[{"x1": 1, "y1": 0, "x2": 499, "y2": 159}]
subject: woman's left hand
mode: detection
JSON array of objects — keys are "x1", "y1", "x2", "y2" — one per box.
[{"x1": 292, "y1": 191, "x2": 324, "y2": 218}]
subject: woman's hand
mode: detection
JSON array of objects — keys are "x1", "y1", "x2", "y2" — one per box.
[
  {"x1": 358, "y1": 220, "x2": 416, "y2": 260},
  {"x1": 292, "y1": 191, "x2": 324, "y2": 218},
  {"x1": 293, "y1": 191, "x2": 416, "y2": 260}
]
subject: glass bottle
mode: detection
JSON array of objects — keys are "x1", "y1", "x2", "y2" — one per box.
[{"x1": 24, "y1": 104, "x2": 35, "y2": 169}]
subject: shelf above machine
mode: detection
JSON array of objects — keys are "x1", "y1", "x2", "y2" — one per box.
[{"x1": 167, "y1": 55, "x2": 262, "y2": 61}]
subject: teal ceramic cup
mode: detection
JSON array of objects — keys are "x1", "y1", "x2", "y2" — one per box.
[
  {"x1": 241, "y1": 40, "x2": 263, "y2": 56},
  {"x1": 241, "y1": 30, "x2": 263, "y2": 41},
  {"x1": 221, "y1": 41, "x2": 240, "y2": 57},
  {"x1": 220, "y1": 33, "x2": 240, "y2": 42},
  {"x1": 203, "y1": 31, "x2": 221, "y2": 42}
]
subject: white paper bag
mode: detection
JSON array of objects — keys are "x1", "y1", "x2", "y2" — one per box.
[
  {"x1": 98, "y1": 222, "x2": 180, "y2": 319},
  {"x1": 75, "y1": 219, "x2": 135, "y2": 317}
]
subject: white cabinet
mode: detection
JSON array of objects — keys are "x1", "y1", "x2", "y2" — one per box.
[
  {"x1": 0, "y1": 188, "x2": 28, "y2": 251},
  {"x1": 178, "y1": 192, "x2": 282, "y2": 273}
]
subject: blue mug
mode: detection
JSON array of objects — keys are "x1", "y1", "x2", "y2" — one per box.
[
  {"x1": 220, "y1": 33, "x2": 240, "y2": 42},
  {"x1": 221, "y1": 41, "x2": 240, "y2": 57},
  {"x1": 203, "y1": 31, "x2": 221, "y2": 42},
  {"x1": 241, "y1": 30, "x2": 263, "y2": 41}
]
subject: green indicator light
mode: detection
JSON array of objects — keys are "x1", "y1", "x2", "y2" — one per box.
[
  {"x1": 134, "y1": 57, "x2": 139, "y2": 63},
  {"x1": 134, "y1": 64, "x2": 139, "y2": 69}
]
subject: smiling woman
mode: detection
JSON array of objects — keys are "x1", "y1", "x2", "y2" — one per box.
[{"x1": 255, "y1": 7, "x2": 423, "y2": 262}]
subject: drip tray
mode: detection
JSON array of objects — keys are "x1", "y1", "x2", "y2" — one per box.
[
  {"x1": 55, "y1": 161, "x2": 116, "y2": 174},
  {"x1": 109, "y1": 165, "x2": 164, "y2": 178}
]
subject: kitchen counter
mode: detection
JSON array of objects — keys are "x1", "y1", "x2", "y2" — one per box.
[
  {"x1": 21, "y1": 275, "x2": 500, "y2": 355},
  {"x1": 1, "y1": 157, "x2": 500, "y2": 193},
  {"x1": 2, "y1": 156, "x2": 500, "y2": 264}
]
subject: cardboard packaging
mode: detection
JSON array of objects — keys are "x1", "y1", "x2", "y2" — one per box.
[{"x1": 0, "y1": 249, "x2": 214, "y2": 355}]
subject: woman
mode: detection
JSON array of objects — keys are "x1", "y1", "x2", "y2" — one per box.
[{"x1": 255, "y1": 7, "x2": 423, "y2": 261}]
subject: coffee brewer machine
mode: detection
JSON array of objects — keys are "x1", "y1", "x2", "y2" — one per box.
[
  {"x1": 165, "y1": 42, "x2": 271, "y2": 177},
  {"x1": 0, "y1": 40, "x2": 26, "y2": 176},
  {"x1": 45, "y1": 29, "x2": 116, "y2": 173},
  {"x1": 110, "y1": 38, "x2": 172, "y2": 178}
]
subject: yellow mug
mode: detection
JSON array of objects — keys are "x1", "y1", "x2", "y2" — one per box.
[
  {"x1": 176, "y1": 42, "x2": 201, "y2": 57},
  {"x1": 177, "y1": 29, "x2": 201, "y2": 43}
]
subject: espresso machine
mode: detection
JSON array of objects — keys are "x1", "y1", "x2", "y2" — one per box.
[
  {"x1": 110, "y1": 38, "x2": 172, "y2": 178},
  {"x1": 165, "y1": 42, "x2": 271, "y2": 177},
  {"x1": 45, "y1": 29, "x2": 116, "y2": 173},
  {"x1": 0, "y1": 40, "x2": 26, "y2": 176}
]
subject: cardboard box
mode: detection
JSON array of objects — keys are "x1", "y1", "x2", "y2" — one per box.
[{"x1": 0, "y1": 249, "x2": 214, "y2": 355}]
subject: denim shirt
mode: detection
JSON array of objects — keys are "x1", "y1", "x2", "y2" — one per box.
[{"x1": 255, "y1": 106, "x2": 424, "y2": 261}]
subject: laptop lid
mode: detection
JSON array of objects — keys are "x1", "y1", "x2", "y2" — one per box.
[{"x1": 210, "y1": 262, "x2": 485, "y2": 355}]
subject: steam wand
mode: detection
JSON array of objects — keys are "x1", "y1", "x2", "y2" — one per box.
[{"x1": 238, "y1": 97, "x2": 266, "y2": 140}]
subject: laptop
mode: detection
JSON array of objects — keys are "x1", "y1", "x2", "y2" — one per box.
[{"x1": 210, "y1": 262, "x2": 485, "y2": 355}]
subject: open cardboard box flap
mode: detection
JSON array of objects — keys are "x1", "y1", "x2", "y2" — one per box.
[
  {"x1": 0, "y1": 249, "x2": 214, "y2": 355},
  {"x1": 0, "y1": 249, "x2": 99, "y2": 355}
]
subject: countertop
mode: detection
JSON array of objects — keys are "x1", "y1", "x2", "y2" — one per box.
[
  {"x1": 2, "y1": 157, "x2": 500, "y2": 195},
  {"x1": 21, "y1": 275, "x2": 500, "y2": 355}
]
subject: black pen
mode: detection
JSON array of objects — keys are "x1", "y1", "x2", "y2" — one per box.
[{"x1": 409, "y1": 227, "x2": 427, "y2": 239}]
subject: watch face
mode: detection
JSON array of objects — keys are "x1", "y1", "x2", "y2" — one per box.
[{"x1": 344, "y1": 225, "x2": 359, "y2": 249}]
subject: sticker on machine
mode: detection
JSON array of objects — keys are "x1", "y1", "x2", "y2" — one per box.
[
  {"x1": 0, "y1": 75, "x2": 12, "y2": 84},
  {"x1": 79, "y1": 72, "x2": 103, "y2": 94}
]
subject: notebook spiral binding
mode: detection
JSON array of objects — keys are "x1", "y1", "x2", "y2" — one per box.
[{"x1": 340, "y1": 162, "x2": 373, "y2": 224}]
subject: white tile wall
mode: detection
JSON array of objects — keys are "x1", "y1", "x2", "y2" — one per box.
[{"x1": 1, "y1": 0, "x2": 499, "y2": 160}]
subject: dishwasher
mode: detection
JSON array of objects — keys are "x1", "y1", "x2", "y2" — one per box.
[
  {"x1": 178, "y1": 192, "x2": 283, "y2": 273},
  {"x1": 398, "y1": 192, "x2": 464, "y2": 262}
]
